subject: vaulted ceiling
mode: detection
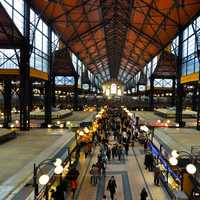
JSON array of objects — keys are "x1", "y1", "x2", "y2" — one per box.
[{"x1": 30, "y1": 0, "x2": 200, "y2": 83}]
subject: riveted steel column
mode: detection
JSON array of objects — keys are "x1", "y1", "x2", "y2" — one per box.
[
  {"x1": 19, "y1": 0, "x2": 30, "y2": 130},
  {"x1": 3, "y1": 80, "x2": 12, "y2": 127},
  {"x1": 44, "y1": 28, "x2": 53, "y2": 125},
  {"x1": 73, "y1": 74, "x2": 79, "y2": 111},
  {"x1": 175, "y1": 30, "x2": 184, "y2": 127},
  {"x1": 149, "y1": 76, "x2": 154, "y2": 111}
]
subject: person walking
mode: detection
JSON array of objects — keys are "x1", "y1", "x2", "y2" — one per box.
[
  {"x1": 90, "y1": 164, "x2": 95, "y2": 185},
  {"x1": 144, "y1": 151, "x2": 150, "y2": 170},
  {"x1": 111, "y1": 146, "x2": 116, "y2": 159},
  {"x1": 140, "y1": 187, "x2": 148, "y2": 200},
  {"x1": 148, "y1": 152, "x2": 154, "y2": 171},
  {"x1": 117, "y1": 145, "x2": 122, "y2": 161},
  {"x1": 107, "y1": 176, "x2": 117, "y2": 200},
  {"x1": 107, "y1": 147, "x2": 111, "y2": 161},
  {"x1": 125, "y1": 142, "x2": 129, "y2": 156},
  {"x1": 143, "y1": 138, "x2": 148, "y2": 153},
  {"x1": 70, "y1": 179, "x2": 78, "y2": 198},
  {"x1": 154, "y1": 164, "x2": 161, "y2": 186}
]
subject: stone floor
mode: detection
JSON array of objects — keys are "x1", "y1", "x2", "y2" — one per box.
[
  {"x1": 0, "y1": 111, "x2": 96, "y2": 128},
  {"x1": 135, "y1": 111, "x2": 200, "y2": 152},
  {"x1": 75, "y1": 143, "x2": 170, "y2": 200},
  {"x1": 0, "y1": 129, "x2": 74, "y2": 200},
  {"x1": 154, "y1": 127, "x2": 200, "y2": 153},
  {"x1": 2, "y1": 111, "x2": 200, "y2": 200},
  {"x1": 135, "y1": 111, "x2": 197, "y2": 127},
  {"x1": 0, "y1": 111, "x2": 96, "y2": 200}
]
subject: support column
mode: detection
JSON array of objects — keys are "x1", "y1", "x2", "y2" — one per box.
[
  {"x1": 29, "y1": 80, "x2": 33, "y2": 111},
  {"x1": 192, "y1": 85, "x2": 197, "y2": 111},
  {"x1": 88, "y1": 82, "x2": 91, "y2": 94},
  {"x1": 20, "y1": 47, "x2": 30, "y2": 130},
  {"x1": 171, "y1": 78, "x2": 176, "y2": 107},
  {"x1": 73, "y1": 74, "x2": 79, "y2": 111},
  {"x1": 137, "y1": 84, "x2": 140, "y2": 101},
  {"x1": 3, "y1": 80, "x2": 12, "y2": 127},
  {"x1": 52, "y1": 76, "x2": 56, "y2": 107},
  {"x1": 44, "y1": 28, "x2": 53, "y2": 125},
  {"x1": 19, "y1": 0, "x2": 30, "y2": 130},
  {"x1": 197, "y1": 83, "x2": 200, "y2": 130},
  {"x1": 176, "y1": 30, "x2": 184, "y2": 127},
  {"x1": 149, "y1": 77, "x2": 154, "y2": 110}
]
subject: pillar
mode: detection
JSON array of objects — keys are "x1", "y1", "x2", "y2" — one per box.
[
  {"x1": 137, "y1": 84, "x2": 141, "y2": 101},
  {"x1": 29, "y1": 80, "x2": 33, "y2": 111},
  {"x1": 44, "y1": 28, "x2": 53, "y2": 125},
  {"x1": 52, "y1": 76, "x2": 56, "y2": 107},
  {"x1": 192, "y1": 85, "x2": 197, "y2": 111},
  {"x1": 73, "y1": 74, "x2": 79, "y2": 111},
  {"x1": 171, "y1": 78, "x2": 176, "y2": 107},
  {"x1": 197, "y1": 82, "x2": 200, "y2": 130},
  {"x1": 175, "y1": 30, "x2": 184, "y2": 127},
  {"x1": 3, "y1": 80, "x2": 12, "y2": 127},
  {"x1": 88, "y1": 82, "x2": 91, "y2": 94},
  {"x1": 149, "y1": 77, "x2": 154, "y2": 110},
  {"x1": 19, "y1": 0, "x2": 30, "y2": 130}
]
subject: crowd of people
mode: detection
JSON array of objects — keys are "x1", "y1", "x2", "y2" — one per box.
[
  {"x1": 88, "y1": 108, "x2": 155, "y2": 200},
  {"x1": 49, "y1": 107, "x2": 161, "y2": 200}
]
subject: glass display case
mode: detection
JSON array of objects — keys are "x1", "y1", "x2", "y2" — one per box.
[{"x1": 149, "y1": 143, "x2": 182, "y2": 197}]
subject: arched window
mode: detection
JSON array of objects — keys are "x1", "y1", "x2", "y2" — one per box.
[{"x1": 110, "y1": 83, "x2": 117, "y2": 94}]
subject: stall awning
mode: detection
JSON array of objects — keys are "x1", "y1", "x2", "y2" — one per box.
[
  {"x1": 152, "y1": 51, "x2": 177, "y2": 79},
  {"x1": 137, "y1": 71, "x2": 147, "y2": 85},
  {"x1": 81, "y1": 70, "x2": 90, "y2": 84},
  {"x1": 53, "y1": 48, "x2": 76, "y2": 76},
  {"x1": 0, "y1": 2, "x2": 24, "y2": 48}
]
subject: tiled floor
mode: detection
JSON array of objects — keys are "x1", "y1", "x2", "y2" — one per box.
[
  {"x1": 154, "y1": 127, "x2": 200, "y2": 152},
  {"x1": 0, "y1": 129, "x2": 74, "y2": 200},
  {"x1": 75, "y1": 142, "x2": 170, "y2": 200},
  {"x1": 0, "y1": 111, "x2": 96, "y2": 200},
  {"x1": 135, "y1": 111, "x2": 197, "y2": 127}
]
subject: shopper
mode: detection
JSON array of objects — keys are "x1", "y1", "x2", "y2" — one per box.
[
  {"x1": 140, "y1": 187, "x2": 148, "y2": 200},
  {"x1": 143, "y1": 138, "x2": 148, "y2": 153},
  {"x1": 106, "y1": 147, "x2": 111, "y2": 161},
  {"x1": 125, "y1": 142, "x2": 129, "y2": 156},
  {"x1": 50, "y1": 189, "x2": 56, "y2": 200},
  {"x1": 54, "y1": 185, "x2": 64, "y2": 200},
  {"x1": 154, "y1": 164, "x2": 161, "y2": 186},
  {"x1": 107, "y1": 176, "x2": 117, "y2": 200},
  {"x1": 70, "y1": 179, "x2": 78, "y2": 198},
  {"x1": 144, "y1": 151, "x2": 150, "y2": 169},
  {"x1": 90, "y1": 164, "x2": 96, "y2": 185},
  {"x1": 148, "y1": 152, "x2": 154, "y2": 171}
]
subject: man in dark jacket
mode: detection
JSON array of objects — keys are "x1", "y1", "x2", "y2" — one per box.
[
  {"x1": 107, "y1": 176, "x2": 117, "y2": 200},
  {"x1": 140, "y1": 187, "x2": 148, "y2": 200}
]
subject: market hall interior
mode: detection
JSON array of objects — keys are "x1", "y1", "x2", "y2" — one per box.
[{"x1": 0, "y1": 0, "x2": 200, "y2": 199}]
